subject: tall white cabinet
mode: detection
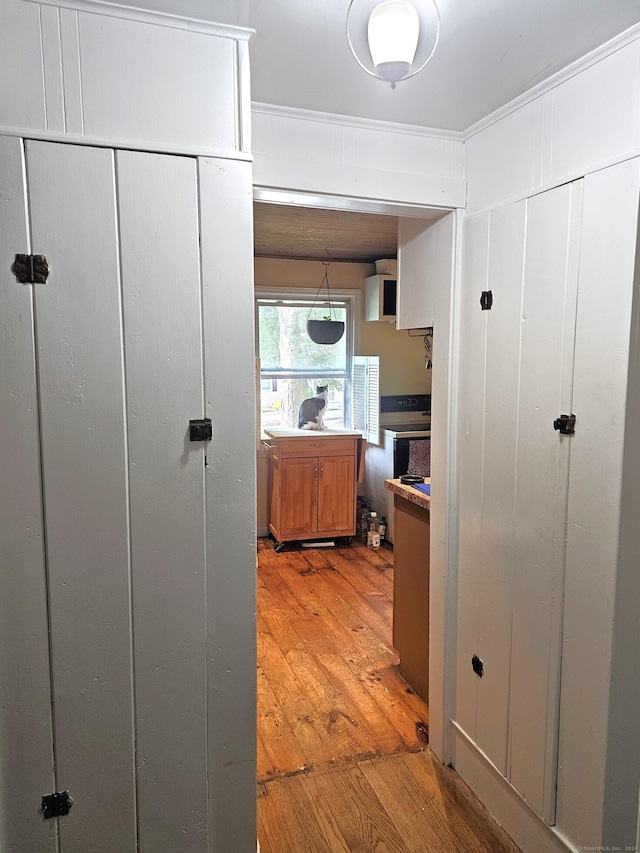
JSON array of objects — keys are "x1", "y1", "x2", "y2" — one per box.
[
  {"x1": 0, "y1": 4, "x2": 256, "y2": 851},
  {"x1": 455, "y1": 159, "x2": 640, "y2": 833}
]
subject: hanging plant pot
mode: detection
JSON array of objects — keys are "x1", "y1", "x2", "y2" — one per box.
[{"x1": 307, "y1": 319, "x2": 345, "y2": 345}]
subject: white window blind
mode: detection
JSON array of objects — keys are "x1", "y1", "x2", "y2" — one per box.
[{"x1": 352, "y1": 355, "x2": 380, "y2": 445}]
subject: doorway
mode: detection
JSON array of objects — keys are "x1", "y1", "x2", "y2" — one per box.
[{"x1": 252, "y1": 195, "x2": 454, "y2": 842}]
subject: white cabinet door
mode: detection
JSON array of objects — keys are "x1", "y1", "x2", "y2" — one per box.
[
  {"x1": 116, "y1": 149, "x2": 208, "y2": 852},
  {"x1": 2, "y1": 138, "x2": 212, "y2": 851},
  {"x1": 27, "y1": 139, "x2": 137, "y2": 851},
  {"x1": 397, "y1": 212, "x2": 455, "y2": 330},
  {"x1": 0, "y1": 136, "x2": 57, "y2": 853},
  {"x1": 456, "y1": 179, "x2": 583, "y2": 824}
]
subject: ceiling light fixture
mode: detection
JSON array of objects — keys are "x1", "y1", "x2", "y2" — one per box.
[{"x1": 346, "y1": 0, "x2": 440, "y2": 88}]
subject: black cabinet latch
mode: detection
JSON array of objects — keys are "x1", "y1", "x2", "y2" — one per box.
[
  {"x1": 11, "y1": 254, "x2": 50, "y2": 284},
  {"x1": 553, "y1": 414, "x2": 576, "y2": 435},
  {"x1": 189, "y1": 418, "x2": 212, "y2": 441},
  {"x1": 40, "y1": 791, "x2": 73, "y2": 820},
  {"x1": 480, "y1": 290, "x2": 493, "y2": 310},
  {"x1": 472, "y1": 654, "x2": 484, "y2": 677}
]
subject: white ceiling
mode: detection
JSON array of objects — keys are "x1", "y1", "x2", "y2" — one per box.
[{"x1": 122, "y1": 0, "x2": 639, "y2": 131}]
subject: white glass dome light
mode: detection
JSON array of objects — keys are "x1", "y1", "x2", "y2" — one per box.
[
  {"x1": 367, "y1": 1, "x2": 420, "y2": 85},
  {"x1": 347, "y1": 0, "x2": 440, "y2": 88}
]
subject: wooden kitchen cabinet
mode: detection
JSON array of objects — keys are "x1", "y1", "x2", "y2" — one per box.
[
  {"x1": 266, "y1": 431, "x2": 358, "y2": 547},
  {"x1": 385, "y1": 479, "x2": 430, "y2": 704}
]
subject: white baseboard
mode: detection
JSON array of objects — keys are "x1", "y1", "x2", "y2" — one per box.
[{"x1": 451, "y1": 722, "x2": 578, "y2": 853}]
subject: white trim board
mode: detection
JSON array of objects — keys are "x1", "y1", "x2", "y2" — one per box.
[
  {"x1": 251, "y1": 102, "x2": 464, "y2": 142},
  {"x1": 26, "y1": 0, "x2": 254, "y2": 39},
  {"x1": 451, "y1": 723, "x2": 578, "y2": 853}
]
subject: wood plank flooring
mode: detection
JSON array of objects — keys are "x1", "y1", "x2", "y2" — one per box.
[{"x1": 257, "y1": 538, "x2": 520, "y2": 853}]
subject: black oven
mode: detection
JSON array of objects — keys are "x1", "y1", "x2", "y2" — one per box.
[{"x1": 393, "y1": 436, "x2": 431, "y2": 479}]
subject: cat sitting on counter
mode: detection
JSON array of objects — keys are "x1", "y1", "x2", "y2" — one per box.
[{"x1": 298, "y1": 385, "x2": 328, "y2": 430}]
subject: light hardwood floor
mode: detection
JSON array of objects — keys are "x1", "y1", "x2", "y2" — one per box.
[{"x1": 257, "y1": 538, "x2": 520, "y2": 853}]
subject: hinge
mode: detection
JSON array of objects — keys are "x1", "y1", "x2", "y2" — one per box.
[
  {"x1": 11, "y1": 254, "x2": 50, "y2": 284},
  {"x1": 40, "y1": 791, "x2": 73, "y2": 820},
  {"x1": 553, "y1": 413, "x2": 576, "y2": 435},
  {"x1": 480, "y1": 290, "x2": 493, "y2": 310},
  {"x1": 189, "y1": 418, "x2": 212, "y2": 441}
]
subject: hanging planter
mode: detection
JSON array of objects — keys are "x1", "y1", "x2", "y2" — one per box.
[
  {"x1": 306, "y1": 252, "x2": 345, "y2": 345},
  {"x1": 307, "y1": 318, "x2": 345, "y2": 344}
]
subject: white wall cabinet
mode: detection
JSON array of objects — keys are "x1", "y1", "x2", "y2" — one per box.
[
  {"x1": 0, "y1": 135, "x2": 256, "y2": 852},
  {"x1": 365, "y1": 274, "x2": 397, "y2": 321},
  {"x1": 397, "y1": 212, "x2": 454, "y2": 330}
]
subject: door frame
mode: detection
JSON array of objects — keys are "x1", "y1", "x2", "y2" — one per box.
[{"x1": 252, "y1": 186, "x2": 461, "y2": 766}]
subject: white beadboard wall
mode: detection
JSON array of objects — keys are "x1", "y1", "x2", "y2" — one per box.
[
  {"x1": 457, "y1": 26, "x2": 640, "y2": 853},
  {"x1": 251, "y1": 105, "x2": 466, "y2": 210},
  {"x1": 0, "y1": 0, "x2": 252, "y2": 158},
  {"x1": 465, "y1": 30, "x2": 640, "y2": 215}
]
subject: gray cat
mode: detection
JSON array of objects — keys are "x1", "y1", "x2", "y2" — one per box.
[{"x1": 298, "y1": 385, "x2": 329, "y2": 430}]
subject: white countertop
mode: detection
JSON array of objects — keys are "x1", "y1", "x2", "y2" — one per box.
[{"x1": 264, "y1": 427, "x2": 362, "y2": 439}]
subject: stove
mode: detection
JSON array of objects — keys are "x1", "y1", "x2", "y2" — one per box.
[
  {"x1": 362, "y1": 394, "x2": 432, "y2": 546},
  {"x1": 380, "y1": 395, "x2": 431, "y2": 438},
  {"x1": 383, "y1": 422, "x2": 431, "y2": 437}
]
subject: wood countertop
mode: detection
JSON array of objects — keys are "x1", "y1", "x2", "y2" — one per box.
[{"x1": 384, "y1": 478, "x2": 430, "y2": 510}]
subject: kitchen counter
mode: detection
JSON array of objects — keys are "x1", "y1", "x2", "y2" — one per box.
[
  {"x1": 265, "y1": 427, "x2": 362, "y2": 439},
  {"x1": 385, "y1": 478, "x2": 430, "y2": 703},
  {"x1": 384, "y1": 478, "x2": 430, "y2": 510}
]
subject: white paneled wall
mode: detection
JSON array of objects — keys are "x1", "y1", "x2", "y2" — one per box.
[
  {"x1": 466, "y1": 36, "x2": 640, "y2": 214},
  {"x1": 0, "y1": 0, "x2": 251, "y2": 157},
  {"x1": 252, "y1": 106, "x2": 466, "y2": 209}
]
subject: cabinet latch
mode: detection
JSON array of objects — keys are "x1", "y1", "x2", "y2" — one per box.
[
  {"x1": 40, "y1": 791, "x2": 73, "y2": 820},
  {"x1": 480, "y1": 290, "x2": 493, "y2": 310},
  {"x1": 553, "y1": 413, "x2": 576, "y2": 435},
  {"x1": 189, "y1": 418, "x2": 212, "y2": 441},
  {"x1": 11, "y1": 254, "x2": 50, "y2": 284}
]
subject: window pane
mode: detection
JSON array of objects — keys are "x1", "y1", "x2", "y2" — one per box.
[
  {"x1": 258, "y1": 303, "x2": 347, "y2": 372},
  {"x1": 260, "y1": 378, "x2": 346, "y2": 431}
]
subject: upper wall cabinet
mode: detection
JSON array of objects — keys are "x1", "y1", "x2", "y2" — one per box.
[
  {"x1": 397, "y1": 213, "x2": 455, "y2": 330},
  {"x1": 0, "y1": 0, "x2": 252, "y2": 157},
  {"x1": 365, "y1": 275, "x2": 397, "y2": 322}
]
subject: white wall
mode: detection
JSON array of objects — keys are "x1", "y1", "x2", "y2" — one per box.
[
  {"x1": 252, "y1": 105, "x2": 466, "y2": 211},
  {"x1": 465, "y1": 32, "x2": 640, "y2": 214},
  {"x1": 457, "y1": 27, "x2": 640, "y2": 853},
  {"x1": 0, "y1": 0, "x2": 252, "y2": 158}
]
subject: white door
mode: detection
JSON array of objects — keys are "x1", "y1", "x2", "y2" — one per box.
[
  {"x1": 1, "y1": 138, "x2": 210, "y2": 851},
  {"x1": 456, "y1": 179, "x2": 583, "y2": 823}
]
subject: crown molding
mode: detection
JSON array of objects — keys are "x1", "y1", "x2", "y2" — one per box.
[
  {"x1": 251, "y1": 102, "x2": 464, "y2": 142},
  {"x1": 26, "y1": 0, "x2": 254, "y2": 40},
  {"x1": 464, "y1": 22, "x2": 640, "y2": 139}
]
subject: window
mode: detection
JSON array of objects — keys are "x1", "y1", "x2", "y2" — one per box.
[{"x1": 256, "y1": 291, "x2": 354, "y2": 434}]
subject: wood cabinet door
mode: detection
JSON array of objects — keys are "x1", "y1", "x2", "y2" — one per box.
[
  {"x1": 317, "y1": 455, "x2": 355, "y2": 533},
  {"x1": 280, "y1": 457, "x2": 318, "y2": 536}
]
